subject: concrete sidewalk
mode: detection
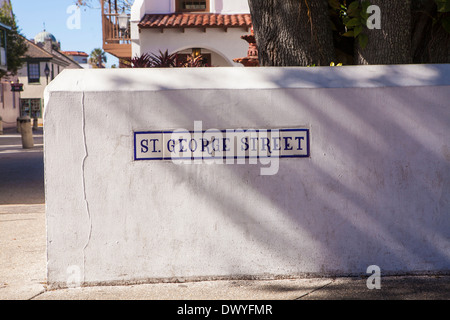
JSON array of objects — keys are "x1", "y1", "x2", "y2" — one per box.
[{"x1": 1, "y1": 129, "x2": 449, "y2": 300}]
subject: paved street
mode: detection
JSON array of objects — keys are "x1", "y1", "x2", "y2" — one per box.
[
  {"x1": 0, "y1": 128, "x2": 46, "y2": 299},
  {"x1": 0, "y1": 128, "x2": 44, "y2": 205},
  {"x1": 0, "y1": 127, "x2": 449, "y2": 302}
]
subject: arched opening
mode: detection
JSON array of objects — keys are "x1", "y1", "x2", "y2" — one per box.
[{"x1": 172, "y1": 46, "x2": 234, "y2": 67}]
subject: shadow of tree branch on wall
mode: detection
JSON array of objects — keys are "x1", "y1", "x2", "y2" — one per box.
[{"x1": 56, "y1": 64, "x2": 450, "y2": 283}]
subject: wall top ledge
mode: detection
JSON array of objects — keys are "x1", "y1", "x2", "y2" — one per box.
[{"x1": 45, "y1": 64, "x2": 450, "y2": 93}]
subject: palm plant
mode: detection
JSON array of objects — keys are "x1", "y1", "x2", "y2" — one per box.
[
  {"x1": 89, "y1": 48, "x2": 107, "y2": 68},
  {"x1": 129, "y1": 53, "x2": 153, "y2": 68},
  {"x1": 178, "y1": 53, "x2": 209, "y2": 67},
  {"x1": 149, "y1": 50, "x2": 178, "y2": 68},
  {"x1": 124, "y1": 50, "x2": 210, "y2": 68}
]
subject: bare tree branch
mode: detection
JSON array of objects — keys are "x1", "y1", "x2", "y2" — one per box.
[{"x1": 75, "y1": 0, "x2": 133, "y2": 11}]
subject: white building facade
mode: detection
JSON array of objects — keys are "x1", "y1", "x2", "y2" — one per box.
[
  {"x1": 16, "y1": 31, "x2": 81, "y2": 126},
  {"x1": 130, "y1": 0, "x2": 251, "y2": 66}
]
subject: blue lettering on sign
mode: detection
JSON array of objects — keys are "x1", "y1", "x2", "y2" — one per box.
[
  {"x1": 272, "y1": 137, "x2": 281, "y2": 151},
  {"x1": 241, "y1": 137, "x2": 249, "y2": 151},
  {"x1": 295, "y1": 136, "x2": 304, "y2": 150},
  {"x1": 140, "y1": 139, "x2": 149, "y2": 153},
  {"x1": 133, "y1": 128, "x2": 310, "y2": 161},
  {"x1": 167, "y1": 139, "x2": 175, "y2": 153},
  {"x1": 150, "y1": 139, "x2": 159, "y2": 152},
  {"x1": 283, "y1": 137, "x2": 293, "y2": 150},
  {"x1": 189, "y1": 139, "x2": 198, "y2": 152}
]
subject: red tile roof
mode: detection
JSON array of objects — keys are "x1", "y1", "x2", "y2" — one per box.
[
  {"x1": 61, "y1": 51, "x2": 89, "y2": 57},
  {"x1": 139, "y1": 13, "x2": 252, "y2": 29}
]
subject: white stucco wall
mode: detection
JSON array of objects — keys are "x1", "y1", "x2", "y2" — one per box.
[
  {"x1": 130, "y1": 0, "x2": 250, "y2": 64},
  {"x1": 17, "y1": 65, "x2": 46, "y2": 100},
  {"x1": 145, "y1": 0, "x2": 170, "y2": 14},
  {"x1": 136, "y1": 27, "x2": 248, "y2": 66},
  {"x1": 213, "y1": 0, "x2": 250, "y2": 13},
  {"x1": 44, "y1": 65, "x2": 450, "y2": 288},
  {"x1": 133, "y1": 0, "x2": 250, "y2": 15},
  {"x1": 18, "y1": 62, "x2": 63, "y2": 100}
]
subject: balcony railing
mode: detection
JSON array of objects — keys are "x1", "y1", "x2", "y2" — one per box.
[{"x1": 102, "y1": 0, "x2": 131, "y2": 59}]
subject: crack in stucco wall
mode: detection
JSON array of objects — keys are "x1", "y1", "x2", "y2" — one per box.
[{"x1": 81, "y1": 91, "x2": 92, "y2": 283}]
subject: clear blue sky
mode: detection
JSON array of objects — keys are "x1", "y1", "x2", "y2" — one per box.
[{"x1": 11, "y1": 0, "x2": 119, "y2": 67}]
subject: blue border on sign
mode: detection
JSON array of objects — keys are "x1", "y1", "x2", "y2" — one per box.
[{"x1": 134, "y1": 129, "x2": 310, "y2": 161}]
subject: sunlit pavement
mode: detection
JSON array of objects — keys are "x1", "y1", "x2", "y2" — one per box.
[{"x1": 0, "y1": 128, "x2": 449, "y2": 301}]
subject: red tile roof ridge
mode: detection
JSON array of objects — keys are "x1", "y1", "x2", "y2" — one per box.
[
  {"x1": 139, "y1": 13, "x2": 252, "y2": 29},
  {"x1": 61, "y1": 51, "x2": 88, "y2": 57}
]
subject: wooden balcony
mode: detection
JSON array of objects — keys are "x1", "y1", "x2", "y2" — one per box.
[{"x1": 102, "y1": 0, "x2": 131, "y2": 59}]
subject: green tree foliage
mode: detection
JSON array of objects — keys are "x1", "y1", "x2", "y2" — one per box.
[
  {"x1": 0, "y1": 2, "x2": 28, "y2": 78},
  {"x1": 89, "y1": 48, "x2": 108, "y2": 68}
]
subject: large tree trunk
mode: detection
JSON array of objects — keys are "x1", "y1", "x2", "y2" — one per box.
[
  {"x1": 420, "y1": 25, "x2": 450, "y2": 63},
  {"x1": 356, "y1": 0, "x2": 412, "y2": 64},
  {"x1": 248, "y1": 0, "x2": 335, "y2": 66},
  {"x1": 412, "y1": 0, "x2": 450, "y2": 63}
]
